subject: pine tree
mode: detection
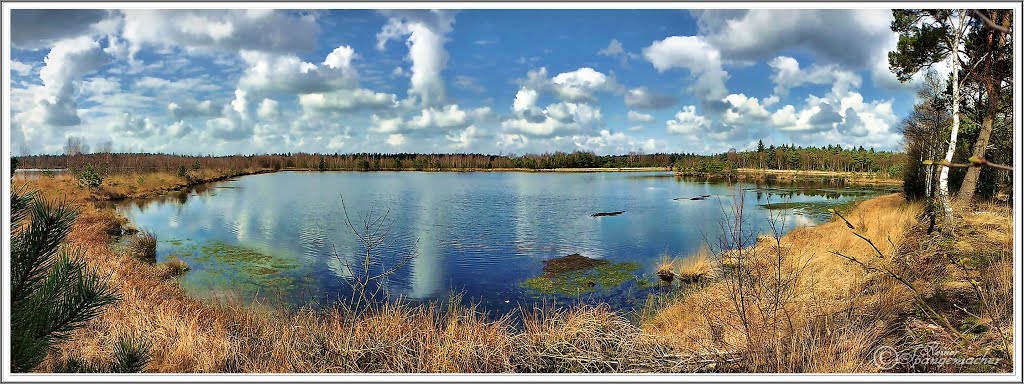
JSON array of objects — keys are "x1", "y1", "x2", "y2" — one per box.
[
  {"x1": 51, "y1": 335, "x2": 151, "y2": 373},
  {"x1": 957, "y1": 9, "x2": 1013, "y2": 203},
  {"x1": 9, "y1": 186, "x2": 126, "y2": 372}
]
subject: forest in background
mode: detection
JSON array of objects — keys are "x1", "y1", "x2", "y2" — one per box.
[{"x1": 15, "y1": 143, "x2": 906, "y2": 177}]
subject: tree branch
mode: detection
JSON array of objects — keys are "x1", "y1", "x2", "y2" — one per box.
[
  {"x1": 973, "y1": 9, "x2": 1011, "y2": 34},
  {"x1": 923, "y1": 157, "x2": 1013, "y2": 172}
]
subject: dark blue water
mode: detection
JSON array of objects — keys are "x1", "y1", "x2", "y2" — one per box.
[{"x1": 116, "y1": 171, "x2": 883, "y2": 315}]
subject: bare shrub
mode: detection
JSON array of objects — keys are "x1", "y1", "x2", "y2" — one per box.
[{"x1": 332, "y1": 198, "x2": 416, "y2": 311}]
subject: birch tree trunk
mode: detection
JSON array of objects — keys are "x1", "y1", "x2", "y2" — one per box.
[{"x1": 937, "y1": 10, "x2": 965, "y2": 232}]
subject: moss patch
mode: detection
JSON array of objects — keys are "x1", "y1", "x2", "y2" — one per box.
[
  {"x1": 161, "y1": 238, "x2": 300, "y2": 292},
  {"x1": 522, "y1": 254, "x2": 639, "y2": 296}
]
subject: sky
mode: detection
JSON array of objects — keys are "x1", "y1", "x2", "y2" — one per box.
[{"x1": 8, "y1": 8, "x2": 936, "y2": 156}]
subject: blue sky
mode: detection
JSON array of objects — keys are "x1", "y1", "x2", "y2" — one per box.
[{"x1": 8, "y1": 8, "x2": 927, "y2": 156}]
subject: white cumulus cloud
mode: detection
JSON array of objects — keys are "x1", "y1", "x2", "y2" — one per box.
[
  {"x1": 642, "y1": 36, "x2": 729, "y2": 104},
  {"x1": 627, "y1": 110, "x2": 655, "y2": 122},
  {"x1": 666, "y1": 106, "x2": 710, "y2": 135},
  {"x1": 377, "y1": 10, "x2": 456, "y2": 107}
]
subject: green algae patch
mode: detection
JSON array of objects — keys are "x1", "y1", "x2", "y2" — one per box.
[
  {"x1": 159, "y1": 239, "x2": 300, "y2": 295},
  {"x1": 761, "y1": 199, "x2": 861, "y2": 213},
  {"x1": 162, "y1": 238, "x2": 185, "y2": 247},
  {"x1": 190, "y1": 241, "x2": 298, "y2": 276},
  {"x1": 198, "y1": 241, "x2": 297, "y2": 267},
  {"x1": 522, "y1": 254, "x2": 639, "y2": 296}
]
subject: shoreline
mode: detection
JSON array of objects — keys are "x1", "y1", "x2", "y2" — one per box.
[
  {"x1": 16, "y1": 165, "x2": 901, "y2": 203},
  {"x1": 673, "y1": 168, "x2": 903, "y2": 187},
  {"x1": 281, "y1": 166, "x2": 673, "y2": 173},
  {"x1": 734, "y1": 167, "x2": 902, "y2": 186},
  {"x1": 113, "y1": 166, "x2": 899, "y2": 204},
  {"x1": 106, "y1": 168, "x2": 278, "y2": 200},
  {"x1": 103, "y1": 167, "x2": 901, "y2": 216}
]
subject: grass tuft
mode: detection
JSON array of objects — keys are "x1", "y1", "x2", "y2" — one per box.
[
  {"x1": 657, "y1": 246, "x2": 714, "y2": 285},
  {"x1": 157, "y1": 257, "x2": 190, "y2": 278},
  {"x1": 124, "y1": 231, "x2": 158, "y2": 262}
]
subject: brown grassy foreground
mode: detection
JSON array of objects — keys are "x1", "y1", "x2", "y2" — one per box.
[
  {"x1": 12, "y1": 171, "x2": 1014, "y2": 373},
  {"x1": 645, "y1": 194, "x2": 1014, "y2": 373}
]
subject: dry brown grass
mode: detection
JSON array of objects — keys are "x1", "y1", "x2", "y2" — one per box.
[
  {"x1": 657, "y1": 246, "x2": 714, "y2": 284},
  {"x1": 123, "y1": 230, "x2": 157, "y2": 261},
  {"x1": 156, "y1": 257, "x2": 190, "y2": 278},
  {"x1": 515, "y1": 304, "x2": 696, "y2": 372},
  {"x1": 909, "y1": 197, "x2": 1016, "y2": 371},
  {"x1": 645, "y1": 194, "x2": 926, "y2": 372},
  {"x1": 99, "y1": 168, "x2": 268, "y2": 200},
  {"x1": 12, "y1": 167, "x2": 268, "y2": 203},
  {"x1": 645, "y1": 192, "x2": 1014, "y2": 373}
]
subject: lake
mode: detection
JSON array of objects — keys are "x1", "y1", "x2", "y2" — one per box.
[{"x1": 117, "y1": 171, "x2": 888, "y2": 316}]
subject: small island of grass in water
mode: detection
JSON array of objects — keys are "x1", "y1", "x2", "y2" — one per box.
[{"x1": 521, "y1": 253, "x2": 639, "y2": 296}]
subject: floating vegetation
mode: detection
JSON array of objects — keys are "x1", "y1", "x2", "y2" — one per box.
[
  {"x1": 541, "y1": 253, "x2": 608, "y2": 275},
  {"x1": 634, "y1": 274, "x2": 657, "y2": 289},
  {"x1": 749, "y1": 186, "x2": 889, "y2": 199},
  {"x1": 625, "y1": 174, "x2": 675, "y2": 179},
  {"x1": 162, "y1": 238, "x2": 185, "y2": 247},
  {"x1": 159, "y1": 238, "x2": 300, "y2": 292},
  {"x1": 759, "y1": 199, "x2": 864, "y2": 218},
  {"x1": 521, "y1": 253, "x2": 639, "y2": 296},
  {"x1": 809, "y1": 188, "x2": 878, "y2": 196}
]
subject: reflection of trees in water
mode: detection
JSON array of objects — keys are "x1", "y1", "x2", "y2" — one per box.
[{"x1": 120, "y1": 181, "x2": 223, "y2": 210}]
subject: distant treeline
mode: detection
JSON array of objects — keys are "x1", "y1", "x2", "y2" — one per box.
[
  {"x1": 14, "y1": 144, "x2": 905, "y2": 178},
  {"x1": 16, "y1": 152, "x2": 675, "y2": 173},
  {"x1": 673, "y1": 142, "x2": 906, "y2": 179}
]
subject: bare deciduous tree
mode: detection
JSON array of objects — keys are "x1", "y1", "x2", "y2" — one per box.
[
  {"x1": 64, "y1": 136, "x2": 89, "y2": 156},
  {"x1": 333, "y1": 197, "x2": 416, "y2": 311},
  {"x1": 98, "y1": 140, "x2": 114, "y2": 154}
]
